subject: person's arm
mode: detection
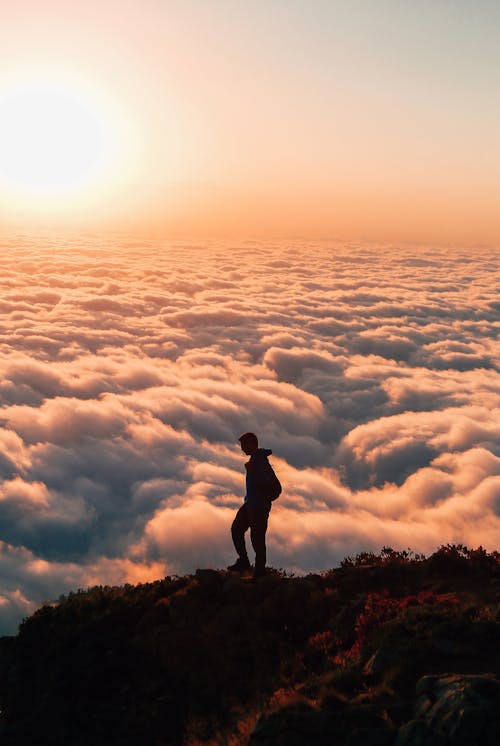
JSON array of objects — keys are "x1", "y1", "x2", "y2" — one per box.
[{"x1": 252, "y1": 461, "x2": 274, "y2": 500}]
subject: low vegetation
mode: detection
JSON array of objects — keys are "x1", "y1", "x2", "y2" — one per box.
[{"x1": 0, "y1": 545, "x2": 498, "y2": 745}]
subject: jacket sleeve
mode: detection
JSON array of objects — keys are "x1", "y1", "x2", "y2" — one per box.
[{"x1": 251, "y1": 460, "x2": 273, "y2": 499}]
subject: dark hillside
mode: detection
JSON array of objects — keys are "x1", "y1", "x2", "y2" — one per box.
[{"x1": 0, "y1": 545, "x2": 499, "y2": 745}]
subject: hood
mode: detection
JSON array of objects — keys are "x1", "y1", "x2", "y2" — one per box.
[{"x1": 252, "y1": 448, "x2": 272, "y2": 459}]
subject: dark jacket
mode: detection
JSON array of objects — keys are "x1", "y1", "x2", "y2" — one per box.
[{"x1": 244, "y1": 449, "x2": 274, "y2": 507}]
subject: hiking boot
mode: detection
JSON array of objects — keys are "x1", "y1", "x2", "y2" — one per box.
[{"x1": 227, "y1": 557, "x2": 251, "y2": 572}]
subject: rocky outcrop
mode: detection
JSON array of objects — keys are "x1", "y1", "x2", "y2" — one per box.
[
  {"x1": 396, "y1": 674, "x2": 500, "y2": 745},
  {"x1": 250, "y1": 674, "x2": 500, "y2": 746}
]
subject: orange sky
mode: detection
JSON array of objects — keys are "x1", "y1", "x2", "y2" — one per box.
[{"x1": 0, "y1": 0, "x2": 499, "y2": 242}]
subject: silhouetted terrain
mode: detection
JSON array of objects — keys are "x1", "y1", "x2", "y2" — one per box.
[{"x1": 0, "y1": 545, "x2": 499, "y2": 745}]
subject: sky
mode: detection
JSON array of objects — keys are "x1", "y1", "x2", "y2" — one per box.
[{"x1": 0, "y1": 0, "x2": 499, "y2": 241}]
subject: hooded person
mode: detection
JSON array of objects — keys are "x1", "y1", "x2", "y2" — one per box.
[{"x1": 228, "y1": 432, "x2": 280, "y2": 579}]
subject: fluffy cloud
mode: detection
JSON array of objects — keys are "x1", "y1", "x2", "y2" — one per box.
[{"x1": 0, "y1": 234, "x2": 499, "y2": 633}]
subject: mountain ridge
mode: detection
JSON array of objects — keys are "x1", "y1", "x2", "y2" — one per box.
[{"x1": 0, "y1": 545, "x2": 499, "y2": 745}]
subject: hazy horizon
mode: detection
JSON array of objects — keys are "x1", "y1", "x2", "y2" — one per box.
[{"x1": 1, "y1": 0, "x2": 499, "y2": 242}]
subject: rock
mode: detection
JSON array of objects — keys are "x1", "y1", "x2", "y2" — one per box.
[
  {"x1": 395, "y1": 719, "x2": 447, "y2": 746},
  {"x1": 398, "y1": 674, "x2": 500, "y2": 745},
  {"x1": 415, "y1": 674, "x2": 440, "y2": 697},
  {"x1": 363, "y1": 645, "x2": 403, "y2": 678},
  {"x1": 414, "y1": 694, "x2": 433, "y2": 718}
]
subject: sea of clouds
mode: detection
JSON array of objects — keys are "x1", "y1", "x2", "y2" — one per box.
[{"x1": 0, "y1": 234, "x2": 499, "y2": 633}]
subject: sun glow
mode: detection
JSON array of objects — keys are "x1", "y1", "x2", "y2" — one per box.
[{"x1": 0, "y1": 78, "x2": 115, "y2": 199}]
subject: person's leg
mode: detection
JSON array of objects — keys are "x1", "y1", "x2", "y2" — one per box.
[
  {"x1": 230, "y1": 504, "x2": 251, "y2": 566},
  {"x1": 248, "y1": 503, "x2": 270, "y2": 576}
]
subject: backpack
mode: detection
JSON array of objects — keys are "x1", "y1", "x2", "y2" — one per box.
[{"x1": 266, "y1": 463, "x2": 282, "y2": 501}]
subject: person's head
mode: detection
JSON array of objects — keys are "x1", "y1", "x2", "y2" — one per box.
[{"x1": 238, "y1": 431, "x2": 258, "y2": 455}]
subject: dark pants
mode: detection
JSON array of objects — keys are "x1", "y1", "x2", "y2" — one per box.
[{"x1": 231, "y1": 501, "x2": 271, "y2": 573}]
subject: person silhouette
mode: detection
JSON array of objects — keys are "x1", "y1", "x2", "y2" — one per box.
[{"x1": 227, "y1": 432, "x2": 279, "y2": 579}]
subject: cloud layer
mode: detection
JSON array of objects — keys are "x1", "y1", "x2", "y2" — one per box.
[{"x1": 0, "y1": 234, "x2": 499, "y2": 633}]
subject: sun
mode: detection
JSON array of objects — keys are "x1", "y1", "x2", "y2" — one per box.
[{"x1": 0, "y1": 80, "x2": 112, "y2": 197}]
